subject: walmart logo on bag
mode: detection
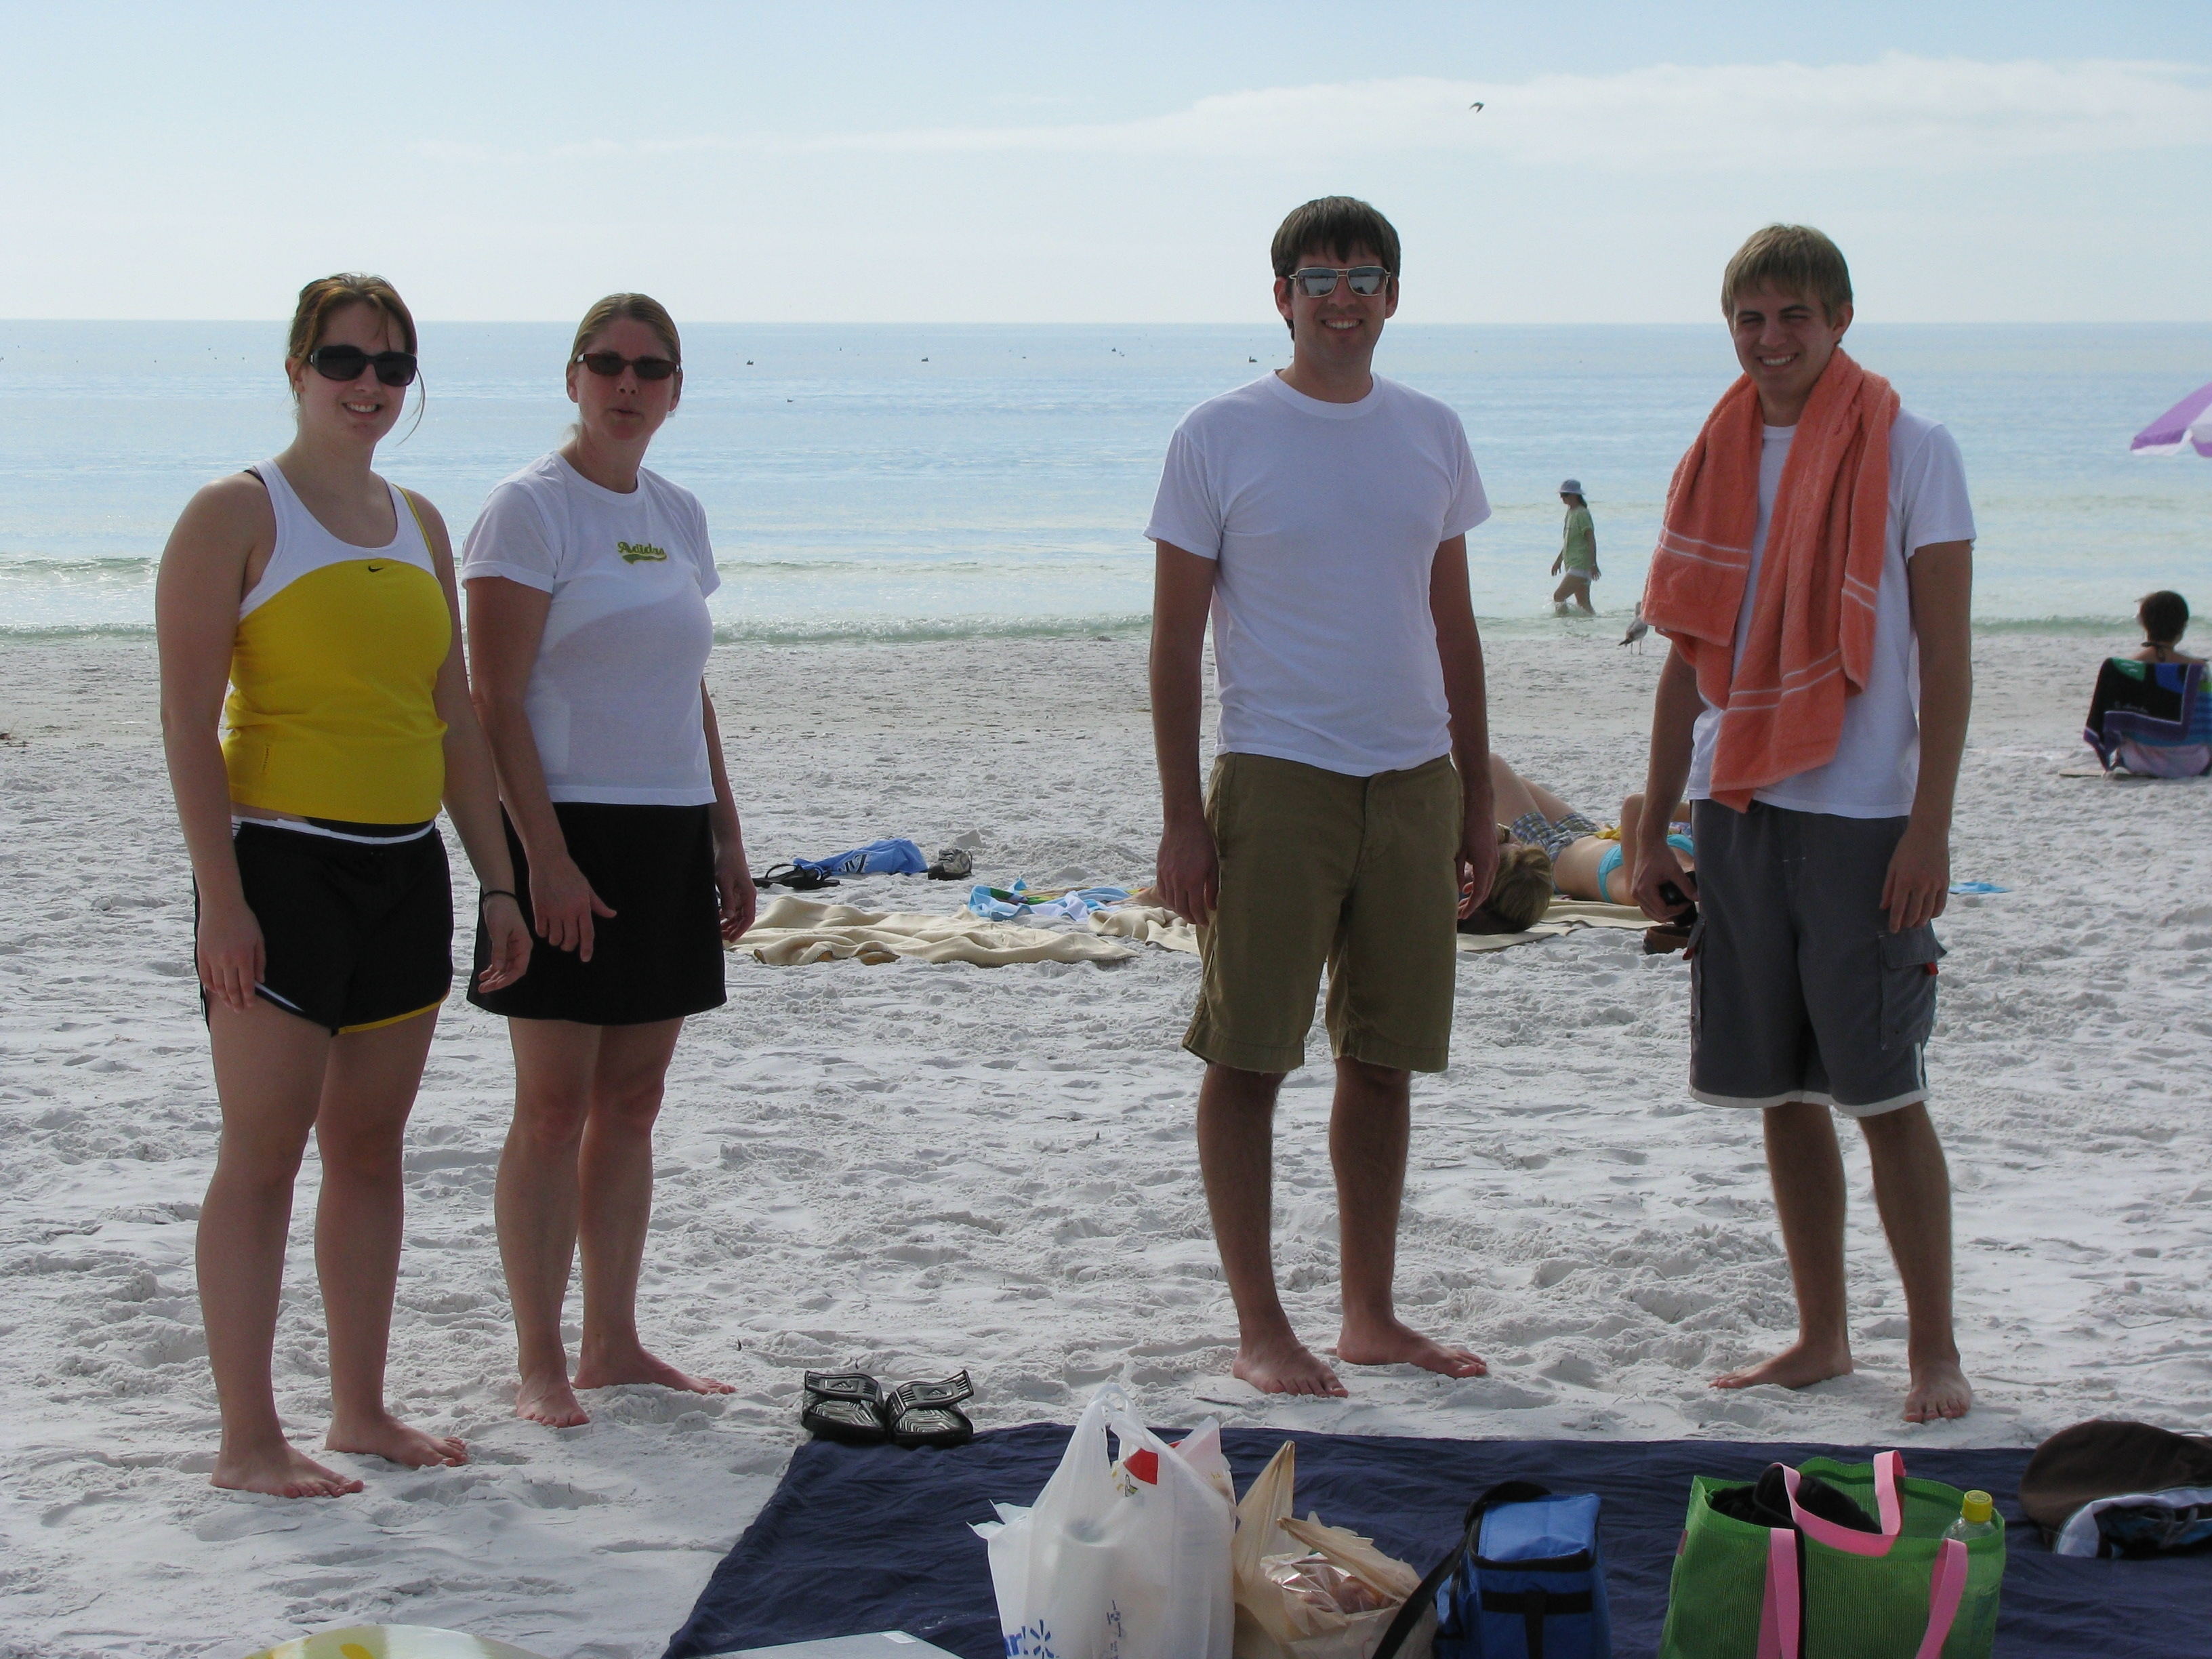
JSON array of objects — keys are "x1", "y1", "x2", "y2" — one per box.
[{"x1": 617, "y1": 540, "x2": 668, "y2": 564}]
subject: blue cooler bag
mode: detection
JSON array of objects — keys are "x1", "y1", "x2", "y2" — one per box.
[{"x1": 1373, "y1": 1480, "x2": 1612, "y2": 1659}]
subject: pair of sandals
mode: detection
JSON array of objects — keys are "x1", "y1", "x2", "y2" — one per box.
[{"x1": 801, "y1": 1368, "x2": 975, "y2": 1450}]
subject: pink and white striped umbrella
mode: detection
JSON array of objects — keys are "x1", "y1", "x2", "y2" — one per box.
[{"x1": 2133, "y1": 379, "x2": 2212, "y2": 456}]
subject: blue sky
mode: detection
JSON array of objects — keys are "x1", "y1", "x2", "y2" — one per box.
[{"x1": 5, "y1": 1, "x2": 2207, "y2": 322}]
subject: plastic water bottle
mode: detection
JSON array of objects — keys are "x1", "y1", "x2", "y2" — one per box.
[{"x1": 1942, "y1": 1490, "x2": 2001, "y2": 1647}]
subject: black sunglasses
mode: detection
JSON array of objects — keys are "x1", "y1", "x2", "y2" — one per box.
[
  {"x1": 307, "y1": 344, "x2": 419, "y2": 386},
  {"x1": 575, "y1": 351, "x2": 680, "y2": 381},
  {"x1": 1288, "y1": 265, "x2": 1391, "y2": 298}
]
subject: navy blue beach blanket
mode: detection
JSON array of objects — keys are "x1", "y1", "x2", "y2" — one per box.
[{"x1": 664, "y1": 1427, "x2": 2212, "y2": 1659}]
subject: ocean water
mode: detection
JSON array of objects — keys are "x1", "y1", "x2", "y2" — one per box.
[{"x1": 1, "y1": 321, "x2": 2206, "y2": 644}]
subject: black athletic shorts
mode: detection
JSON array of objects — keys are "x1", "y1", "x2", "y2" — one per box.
[
  {"x1": 209, "y1": 821, "x2": 454, "y2": 1034},
  {"x1": 468, "y1": 802, "x2": 726, "y2": 1026}
]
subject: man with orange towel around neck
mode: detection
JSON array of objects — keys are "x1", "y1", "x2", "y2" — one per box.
[{"x1": 1632, "y1": 225, "x2": 1976, "y2": 1423}]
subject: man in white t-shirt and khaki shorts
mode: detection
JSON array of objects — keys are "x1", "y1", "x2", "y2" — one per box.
[
  {"x1": 1147, "y1": 197, "x2": 1498, "y2": 1397},
  {"x1": 1634, "y1": 225, "x2": 1975, "y2": 1422}
]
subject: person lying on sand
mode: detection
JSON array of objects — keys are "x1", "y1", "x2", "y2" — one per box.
[
  {"x1": 155, "y1": 274, "x2": 531, "y2": 1498},
  {"x1": 1483, "y1": 754, "x2": 1693, "y2": 908},
  {"x1": 1633, "y1": 224, "x2": 1975, "y2": 1424},
  {"x1": 1149, "y1": 194, "x2": 1495, "y2": 1399}
]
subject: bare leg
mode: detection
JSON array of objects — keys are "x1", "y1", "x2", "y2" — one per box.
[
  {"x1": 498, "y1": 1019, "x2": 600, "y2": 1426},
  {"x1": 1715, "y1": 1102, "x2": 1854, "y2": 1390},
  {"x1": 1331, "y1": 1059, "x2": 1486, "y2": 1379},
  {"x1": 571, "y1": 1019, "x2": 729, "y2": 1395},
  {"x1": 199, "y1": 998, "x2": 363, "y2": 1498},
  {"x1": 1196, "y1": 1063, "x2": 1343, "y2": 1396},
  {"x1": 1860, "y1": 1105, "x2": 1971, "y2": 1421},
  {"x1": 317, "y1": 1010, "x2": 466, "y2": 1469},
  {"x1": 1486, "y1": 754, "x2": 1543, "y2": 825}
]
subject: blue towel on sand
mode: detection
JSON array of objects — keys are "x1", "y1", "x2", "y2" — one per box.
[{"x1": 793, "y1": 839, "x2": 930, "y2": 878}]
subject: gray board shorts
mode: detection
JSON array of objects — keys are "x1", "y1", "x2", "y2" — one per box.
[{"x1": 1687, "y1": 800, "x2": 1944, "y2": 1118}]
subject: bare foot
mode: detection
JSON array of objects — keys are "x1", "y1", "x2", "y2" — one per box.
[
  {"x1": 1903, "y1": 1357, "x2": 1973, "y2": 1422},
  {"x1": 326, "y1": 1411, "x2": 468, "y2": 1468},
  {"x1": 1233, "y1": 1333, "x2": 1348, "y2": 1397},
  {"x1": 1713, "y1": 1338, "x2": 1853, "y2": 1391},
  {"x1": 573, "y1": 1345, "x2": 734, "y2": 1396},
  {"x1": 211, "y1": 1439, "x2": 364, "y2": 1499},
  {"x1": 515, "y1": 1370, "x2": 591, "y2": 1428},
  {"x1": 1336, "y1": 1319, "x2": 1488, "y2": 1380}
]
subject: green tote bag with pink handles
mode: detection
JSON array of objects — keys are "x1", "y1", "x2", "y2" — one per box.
[{"x1": 1658, "y1": 1452, "x2": 2005, "y2": 1659}]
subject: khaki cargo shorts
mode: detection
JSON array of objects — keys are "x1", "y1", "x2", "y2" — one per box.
[{"x1": 1185, "y1": 750, "x2": 1462, "y2": 1075}]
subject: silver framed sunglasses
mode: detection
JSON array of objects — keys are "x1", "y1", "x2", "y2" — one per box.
[{"x1": 1288, "y1": 265, "x2": 1392, "y2": 298}]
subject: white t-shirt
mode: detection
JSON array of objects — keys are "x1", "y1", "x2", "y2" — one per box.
[
  {"x1": 1687, "y1": 409, "x2": 1976, "y2": 819},
  {"x1": 1144, "y1": 372, "x2": 1490, "y2": 777},
  {"x1": 461, "y1": 453, "x2": 720, "y2": 806}
]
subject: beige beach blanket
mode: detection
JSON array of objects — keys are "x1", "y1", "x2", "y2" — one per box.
[
  {"x1": 1090, "y1": 904, "x2": 1200, "y2": 955},
  {"x1": 1457, "y1": 898, "x2": 1653, "y2": 954},
  {"x1": 735, "y1": 896, "x2": 1139, "y2": 966}
]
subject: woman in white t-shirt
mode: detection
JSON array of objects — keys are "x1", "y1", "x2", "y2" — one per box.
[{"x1": 462, "y1": 293, "x2": 756, "y2": 1428}]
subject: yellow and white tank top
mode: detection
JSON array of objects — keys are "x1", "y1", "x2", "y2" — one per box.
[{"x1": 222, "y1": 459, "x2": 451, "y2": 824}]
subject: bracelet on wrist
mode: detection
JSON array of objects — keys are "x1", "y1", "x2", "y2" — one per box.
[{"x1": 478, "y1": 888, "x2": 520, "y2": 911}]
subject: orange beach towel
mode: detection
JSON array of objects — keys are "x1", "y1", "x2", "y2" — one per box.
[{"x1": 1641, "y1": 349, "x2": 1899, "y2": 810}]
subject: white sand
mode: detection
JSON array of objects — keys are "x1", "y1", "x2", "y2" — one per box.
[{"x1": 1, "y1": 631, "x2": 2207, "y2": 1658}]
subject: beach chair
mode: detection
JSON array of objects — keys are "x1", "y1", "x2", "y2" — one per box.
[{"x1": 2083, "y1": 657, "x2": 2212, "y2": 777}]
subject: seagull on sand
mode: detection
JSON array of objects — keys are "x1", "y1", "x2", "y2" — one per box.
[{"x1": 1619, "y1": 609, "x2": 1650, "y2": 652}]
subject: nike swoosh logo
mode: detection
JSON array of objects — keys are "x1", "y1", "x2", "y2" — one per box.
[{"x1": 365, "y1": 562, "x2": 386, "y2": 573}]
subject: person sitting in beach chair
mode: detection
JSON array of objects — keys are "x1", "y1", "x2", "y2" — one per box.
[
  {"x1": 2131, "y1": 590, "x2": 2203, "y2": 668},
  {"x1": 2084, "y1": 648, "x2": 2212, "y2": 779}
]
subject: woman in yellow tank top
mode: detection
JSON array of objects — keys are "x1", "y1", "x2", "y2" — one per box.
[{"x1": 155, "y1": 275, "x2": 531, "y2": 1500}]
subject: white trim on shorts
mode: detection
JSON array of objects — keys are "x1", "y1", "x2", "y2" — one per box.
[{"x1": 1692, "y1": 1076, "x2": 1928, "y2": 1119}]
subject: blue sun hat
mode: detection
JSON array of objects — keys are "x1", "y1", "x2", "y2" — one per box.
[{"x1": 1560, "y1": 478, "x2": 1586, "y2": 497}]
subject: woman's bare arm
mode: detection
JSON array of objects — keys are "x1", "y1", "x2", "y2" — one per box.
[
  {"x1": 410, "y1": 495, "x2": 528, "y2": 990},
  {"x1": 466, "y1": 575, "x2": 616, "y2": 960},
  {"x1": 701, "y1": 687, "x2": 756, "y2": 941},
  {"x1": 156, "y1": 476, "x2": 270, "y2": 1012}
]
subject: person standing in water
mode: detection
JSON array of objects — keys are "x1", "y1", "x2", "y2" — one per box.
[
  {"x1": 156, "y1": 273, "x2": 532, "y2": 1498},
  {"x1": 464, "y1": 293, "x2": 756, "y2": 1428},
  {"x1": 1551, "y1": 479, "x2": 1599, "y2": 614}
]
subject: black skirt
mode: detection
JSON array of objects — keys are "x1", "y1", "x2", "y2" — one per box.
[{"x1": 468, "y1": 802, "x2": 726, "y2": 1025}]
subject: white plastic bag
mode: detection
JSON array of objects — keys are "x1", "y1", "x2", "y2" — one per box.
[
  {"x1": 1232, "y1": 1441, "x2": 1431, "y2": 1659},
  {"x1": 974, "y1": 1383, "x2": 1235, "y2": 1659}
]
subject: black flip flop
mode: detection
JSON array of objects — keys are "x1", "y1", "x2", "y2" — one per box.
[
  {"x1": 800, "y1": 1370, "x2": 886, "y2": 1444},
  {"x1": 886, "y1": 1370, "x2": 975, "y2": 1449},
  {"x1": 759, "y1": 864, "x2": 841, "y2": 893}
]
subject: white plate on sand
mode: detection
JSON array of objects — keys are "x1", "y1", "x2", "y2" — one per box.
[{"x1": 240, "y1": 1628, "x2": 550, "y2": 1659}]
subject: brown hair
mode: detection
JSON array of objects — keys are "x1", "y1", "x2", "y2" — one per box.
[
  {"x1": 570, "y1": 293, "x2": 681, "y2": 366},
  {"x1": 287, "y1": 273, "x2": 416, "y2": 363},
  {"x1": 2140, "y1": 590, "x2": 2190, "y2": 645},
  {"x1": 1271, "y1": 197, "x2": 1401, "y2": 338},
  {"x1": 1721, "y1": 224, "x2": 1852, "y2": 322},
  {"x1": 1478, "y1": 840, "x2": 1555, "y2": 933},
  {"x1": 285, "y1": 274, "x2": 421, "y2": 434}
]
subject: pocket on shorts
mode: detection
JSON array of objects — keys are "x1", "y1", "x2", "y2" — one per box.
[{"x1": 1877, "y1": 926, "x2": 1945, "y2": 1049}]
